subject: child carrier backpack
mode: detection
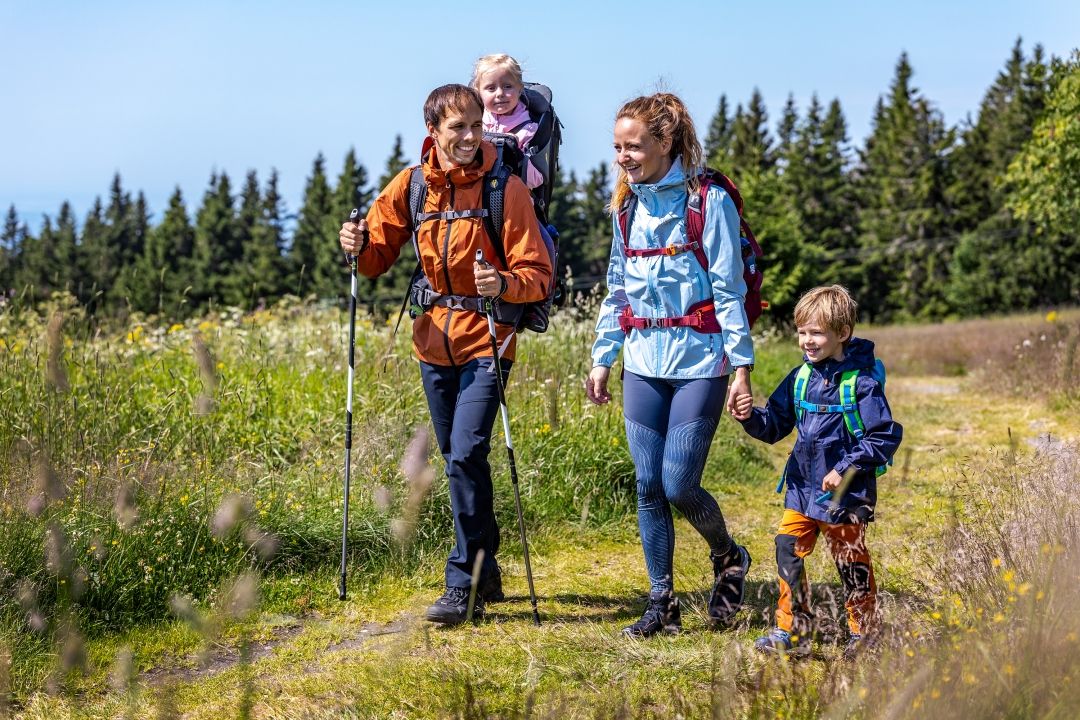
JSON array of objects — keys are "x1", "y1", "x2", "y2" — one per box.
[
  {"x1": 615, "y1": 169, "x2": 766, "y2": 334},
  {"x1": 483, "y1": 82, "x2": 563, "y2": 220},
  {"x1": 398, "y1": 138, "x2": 559, "y2": 334},
  {"x1": 792, "y1": 358, "x2": 891, "y2": 476}
]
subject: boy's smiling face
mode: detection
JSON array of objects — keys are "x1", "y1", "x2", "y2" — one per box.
[{"x1": 797, "y1": 318, "x2": 851, "y2": 363}]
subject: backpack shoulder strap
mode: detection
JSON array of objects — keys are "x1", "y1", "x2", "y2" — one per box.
[
  {"x1": 838, "y1": 370, "x2": 865, "y2": 440},
  {"x1": 793, "y1": 363, "x2": 813, "y2": 423},
  {"x1": 481, "y1": 161, "x2": 512, "y2": 268},
  {"x1": 685, "y1": 172, "x2": 714, "y2": 271},
  {"x1": 406, "y1": 165, "x2": 427, "y2": 261},
  {"x1": 617, "y1": 194, "x2": 637, "y2": 253}
]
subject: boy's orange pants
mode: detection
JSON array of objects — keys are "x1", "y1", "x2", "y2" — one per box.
[{"x1": 774, "y1": 509, "x2": 877, "y2": 636}]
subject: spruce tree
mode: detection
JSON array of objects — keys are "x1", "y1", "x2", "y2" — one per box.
[
  {"x1": 191, "y1": 172, "x2": 237, "y2": 310},
  {"x1": 76, "y1": 198, "x2": 109, "y2": 313},
  {"x1": 704, "y1": 95, "x2": 733, "y2": 168},
  {"x1": 142, "y1": 187, "x2": 195, "y2": 316},
  {"x1": 378, "y1": 135, "x2": 411, "y2": 190},
  {"x1": 730, "y1": 89, "x2": 774, "y2": 180},
  {"x1": 854, "y1": 53, "x2": 954, "y2": 321},
  {"x1": 0, "y1": 205, "x2": 17, "y2": 295},
  {"x1": 236, "y1": 170, "x2": 287, "y2": 308},
  {"x1": 368, "y1": 141, "x2": 416, "y2": 312},
  {"x1": 288, "y1": 154, "x2": 333, "y2": 299}
]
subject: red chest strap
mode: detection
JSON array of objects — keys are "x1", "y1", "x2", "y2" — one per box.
[{"x1": 617, "y1": 298, "x2": 721, "y2": 334}]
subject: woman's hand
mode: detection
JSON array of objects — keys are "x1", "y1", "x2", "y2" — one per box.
[
  {"x1": 730, "y1": 393, "x2": 754, "y2": 421},
  {"x1": 473, "y1": 261, "x2": 505, "y2": 298},
  {"x1": 585, "y1": 366, "x2": 612, "y2": 405},
  {"x1": 339, "y1": 219, "x2": 368, "y2": 256},
  {"x1": 726, "y1": 366, "x2": 752, "y2": 418}
]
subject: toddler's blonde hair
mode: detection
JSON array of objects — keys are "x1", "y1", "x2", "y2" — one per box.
[
  {"x1": 794, "y1": 285, "x2": 858, "y2": 337},
  {"x1": 471, "y1": 54, "x2": 524, "y2": 89}
]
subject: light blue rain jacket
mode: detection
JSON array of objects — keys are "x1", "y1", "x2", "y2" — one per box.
[{"x1": 590, "y1": 160, "x2": 754, "y2": 379}]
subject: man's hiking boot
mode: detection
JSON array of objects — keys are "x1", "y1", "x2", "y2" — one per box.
[
  {"x1": 753, "y1": 628, "x2": 811, "y2": 657},
  {"x1": 622, "y1": 592, "x2": 681, "y2": 638},
  {"x1": 708, "y1": 544, "x2": 752, "y2": 626},
  {"x1": 479, "y1": 569, "x2": 505, "y2": 603},
  {"x1": 425, "y1": 587, "x2": 483, "y2": 625}
]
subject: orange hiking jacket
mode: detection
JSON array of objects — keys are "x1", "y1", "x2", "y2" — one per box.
[{"x1": 357, "y1": 139, "x2": 552, "y2": 366}]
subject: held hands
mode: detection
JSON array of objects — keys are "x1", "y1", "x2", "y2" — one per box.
[
  {"x1": 339, "y1": 219, "x2": 368, "y2": 256},
  {"x1": 730, "y1": 393, "x2": 754, "y2": 421},
  {"x1": 726, "y1": 367, "x2": 752, "y2": 419},
  {"x1": 585, "y1": 366, "x2": 612, "y2": 405}
]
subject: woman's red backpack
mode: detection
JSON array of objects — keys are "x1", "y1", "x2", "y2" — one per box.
[{"x1": 617, "y1": 169, "x2": 767, "y2": 329}]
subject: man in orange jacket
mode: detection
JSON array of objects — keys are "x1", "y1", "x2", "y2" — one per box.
[{"x1": 339, "y1": 84, "x2": 552, "y2": 624}]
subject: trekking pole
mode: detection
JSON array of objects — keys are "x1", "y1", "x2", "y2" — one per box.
[
  {"x1": 339, "y1": 208, "x2": 365, "y2": 601},
  {"x1": 475, "y1": 249, "x2": 541, "y2": 626}
]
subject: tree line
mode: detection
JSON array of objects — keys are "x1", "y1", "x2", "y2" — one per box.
[{"x1": 2, "y1": 40, "x2": 1077, "y2": 324}]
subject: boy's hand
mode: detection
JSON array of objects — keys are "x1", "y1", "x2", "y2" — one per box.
[
  {"x1": 730, "y1": 393, "x2": 753, "y2": 421},
  {"x1": 821, "y1": 469, "x2": 843, "y2": 492}
]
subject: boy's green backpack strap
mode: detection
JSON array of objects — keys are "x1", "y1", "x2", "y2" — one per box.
[
  {"x1": 793, "y1": 363, "x2": 813, "y2": 422},
  {"x1": 838, "y1": 370, "x2": 865, "y2": 441}
]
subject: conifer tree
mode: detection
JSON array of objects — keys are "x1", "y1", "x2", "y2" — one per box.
[
  {"x1": 729, "y1": 89, "x2": 774, "y2": 180},
  {"x1": 191, "y1": 172, "x2": 237, "y2": 310},
  {"x1": 775, "y1": 94, "x2": 799, "y2": 172},
  {"x1": 378, "y1": 135, "x2": 411, "y2": 191},
  {"x1": 704, "y1": 95, "x2": 733, "y2": 168},
  {"x1": 854, "y1": 53, "x2": 954, "y2": 321},
  {"x1": 288, "y1": 154, "x2": 334, "y2": 299},
  {"x1": 53, "y1": 202, "x2": 78, "y2": 297},
  {"x1": 142, "y1": 188, "x2": 195, "y2": 316},
  {"x1": 76, "y1": 198, "x2": 109, "y2": 312},
  {"x1": 13, "y1": 218, "x2": 47, "y2": 301},
  {"x1": 237, "y1": 170, "x2": 288, "y2": 308},
  {"x1": 0, "y1": 205, "x2": 17, "y2": 294}
]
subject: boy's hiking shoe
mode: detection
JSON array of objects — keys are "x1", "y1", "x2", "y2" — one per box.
[
  {"x1": 754, "y1": 628, "x2": 811, "y2": 657},
  {"x1": 622, "y1": 593, "x2": 681, "y2": 638},
  {"x1": 425, "y1": 587, "x2": 483, "y2": 625},
  {"x1": 842, "y1": 632, "x2": 877, "y2": 661},
  {"x1": 708, "y1": 544, "x2": 752, "y2": 626},
  {"x1": 479, "y1": 569, "x2": 505, "y2": 603}
]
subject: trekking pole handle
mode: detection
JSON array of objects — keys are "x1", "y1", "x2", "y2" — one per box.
[{"x1": 345, "y1": 208, "x2": 368, "y2": 262}]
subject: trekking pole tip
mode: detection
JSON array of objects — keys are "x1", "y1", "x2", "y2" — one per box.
[{"x1": 338, "y1": 574, "x2": 347, "y2": 601}]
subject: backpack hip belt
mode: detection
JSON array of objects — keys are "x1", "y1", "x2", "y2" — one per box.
[{"x1": 617, "y1": 298, "x2": 721, "y2": 333}]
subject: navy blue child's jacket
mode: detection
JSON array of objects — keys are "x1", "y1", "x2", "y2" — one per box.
[{"x1": 739, "y1": 337, "x2": 903, "y2": 524}]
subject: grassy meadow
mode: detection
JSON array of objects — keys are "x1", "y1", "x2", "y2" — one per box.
[{"x1": 1, "y1": 294, "x2": 1079, "y2": 719}]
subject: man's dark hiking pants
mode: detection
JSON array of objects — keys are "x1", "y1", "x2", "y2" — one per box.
[{"x1": 420, "y1": 357, "x2": 510, "y2": 590}]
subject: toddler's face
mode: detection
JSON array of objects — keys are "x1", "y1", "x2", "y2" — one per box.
[
  {"x1": 797, "y1": 319, "x2": 850, "y2": 363},
  {"x1": 477, "y1": 68, "x2": 523, "y2": 116}
]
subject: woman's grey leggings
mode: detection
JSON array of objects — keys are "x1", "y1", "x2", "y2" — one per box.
[{"x1": 623, "y1": 370, "x2": 733, "y2": 594}]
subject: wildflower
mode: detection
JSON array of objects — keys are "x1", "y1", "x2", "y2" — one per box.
[
  {"x1": 992, "y1": 612, "x2": 1005, "y2": 623},
  {"x1": 1046, "y1": 310, "x2": 1058, "y2": 322},
  {"x1": 1004, "y1": 664, "x2": 1015, "y2": 676},
  {"x1": 168, "y1": 323, "x2": 185, "y2": 334},
  {"x1": 991, "y1": 558, "x2": 1002, "y2": 567},
  {"x1": 1017, "y1": 583, "x2": 1031, "y2": 596}
]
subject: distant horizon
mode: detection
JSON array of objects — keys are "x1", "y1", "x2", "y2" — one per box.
[{"x1": 3, "y1": 0, "x2": 1078, "y2": 234}]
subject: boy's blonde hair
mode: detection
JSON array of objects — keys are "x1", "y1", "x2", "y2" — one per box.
[
  {"x1": 794, "y1": 285, "x2": 858, "y2": 337},
  {"x1": 471, "y1": 54, "x2": 524, "y2": 89}
]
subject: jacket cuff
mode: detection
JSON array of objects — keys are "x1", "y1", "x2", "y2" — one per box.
[{"x1": 833, "y1": 458, "x2": 853, "y2": 477}]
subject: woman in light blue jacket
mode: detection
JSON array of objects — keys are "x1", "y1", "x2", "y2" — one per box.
[{"x1": 585, "y1": 93, "x2": 755, "y2": 638}]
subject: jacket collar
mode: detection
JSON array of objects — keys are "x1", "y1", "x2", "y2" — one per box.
[
  {"x1": 420, "y1": 137, "x2": 497, "y2": 187},
  {"x1": 806, "y1": 337, "x2": 877, "y2": 382},
  {"x1": 629, "y1": 157, "x2": 688, "y2": 215}
]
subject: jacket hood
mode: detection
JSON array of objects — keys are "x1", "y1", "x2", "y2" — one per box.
[
  {"x1": 806, "y1": 336, "x2": 877, "y2": 380},
  {"x1": 420, "y1": 138, "x2": 497, "y2": 186}
]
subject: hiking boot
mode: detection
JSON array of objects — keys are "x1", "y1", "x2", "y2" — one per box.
[
  {"x1": 708, "y1": 544, "x2": 752, "y2": 626},
  {"x1": 425, "y1": 587, "x2": 483, "y2": 625},
  {"x1": 753, "y1": 628, "x2": 810, "y2": 657},
  {"x1": 478, "y1": 569, "x2": 505, "y2": 603},
  {"x1": 622, "y1": 592, "x2": 681, "y2": 638},
  {"x1": 842, "y1": 632, "x2": 878, "y2": 661}
]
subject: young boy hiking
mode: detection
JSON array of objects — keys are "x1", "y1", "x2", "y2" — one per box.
[{"x1": 731, "y1": 285, "x2": 902, "y2": 658}]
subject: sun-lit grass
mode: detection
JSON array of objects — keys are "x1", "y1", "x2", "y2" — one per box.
[{"x1": 2, "y1": 295, "x2": 1079, "y2": 718}]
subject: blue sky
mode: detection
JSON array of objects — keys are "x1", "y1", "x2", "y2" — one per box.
[{"x1": 2, "y1": 0, "x2": 1078, "y2": 231}]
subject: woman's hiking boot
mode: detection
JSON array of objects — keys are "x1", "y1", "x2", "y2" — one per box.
[
  {"x1": 708, "y1": 544, "x2": 752, "y2": 626},
  {"x1": 425, "y1": 587, "x2": 483, "y2": 625},
  {"x1": 753, "y1": 628, "x2": 811, "y2": 657},
  {"x1": 622, "y1": 592, "x2": 681, "y2": 638}
]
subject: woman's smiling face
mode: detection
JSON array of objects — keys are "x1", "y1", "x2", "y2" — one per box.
[{"x1": 613, "y1": 116, "x2": 673, "y2": 185}]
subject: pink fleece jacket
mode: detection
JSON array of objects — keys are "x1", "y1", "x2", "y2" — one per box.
[{"x1": 483, "y1": 101, "x2": 544, "y2": 189}]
